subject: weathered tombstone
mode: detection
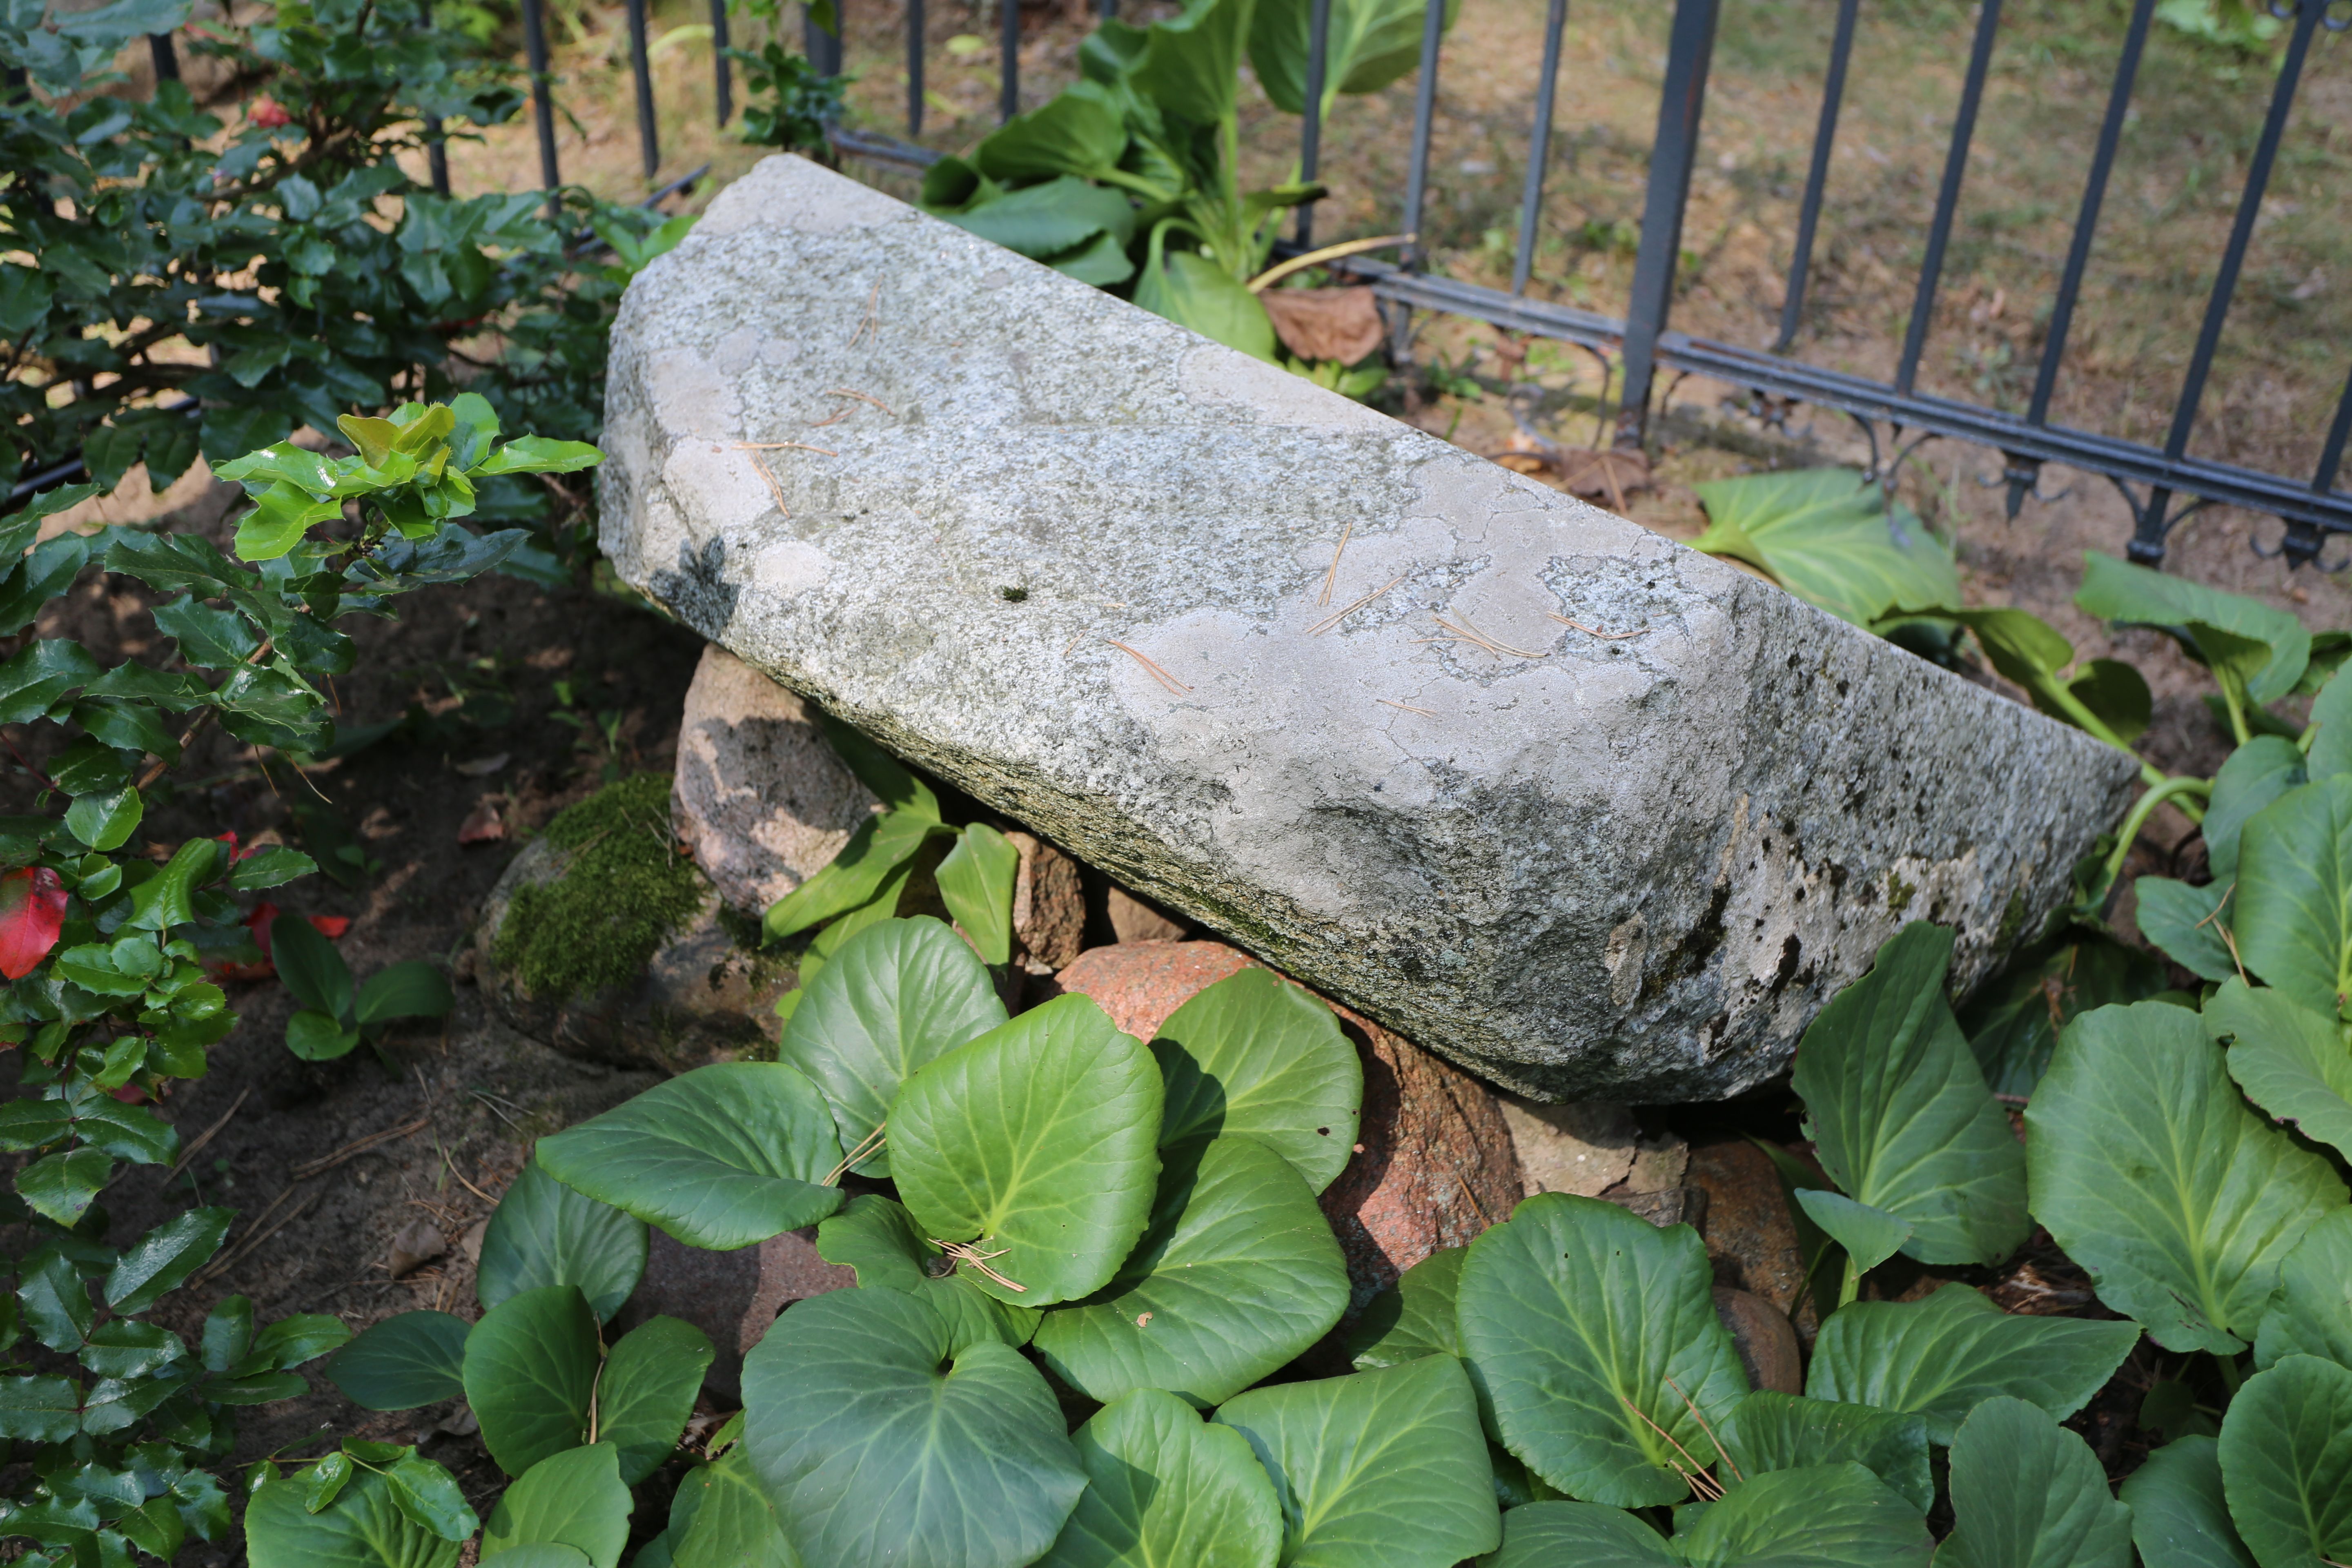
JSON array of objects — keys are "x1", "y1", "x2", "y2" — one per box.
[{"x1": 597, "y1": 155, "x2": 2136, "y2": 1100}]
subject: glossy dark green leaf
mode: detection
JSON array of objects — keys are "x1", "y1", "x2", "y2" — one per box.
[
  {"x1": 1961, "y1": 936, "x2": 2176, "y2": 1097},
  {"x1": 1212, "y1": 1355, "x2": 1499, "y2": 1568},
  {"x1": 2136, "y1": 879, "x2": 2239, "y2": 984},
  {"x1": 536, "y1": 1063, "x2": 843, "y2": 1250},
  {"x1": 64, "y1": 787, "x2": 141, "y2": 852},
  {"x1": 597, "y1": 1317, "x2": 713, "y2": 1485},
  {"x1": 104, "y1": 1205, "x2": 232, "y2": 1313},
  {"x1": 935, "y1": 826, "x2": 1019, "y2": 966},
  {"x1": 271, "y1": 910, "x2": 352, "y2": 1021},
  {"x1": 325, "y1": 1312, "x2": 472, "y2": 1411},
  {"x1": 19, "y1": 1146, "x2": 113, "y2": 1227},
  {"x1": 249, "y1": 1312, "x2": 352, "y2": 1370},
  {"x1": 1032, "y1": 1134, "x2": 1348, "y2": 1407},
  {"x1": 2026, "y1": 1000, "x2": 2346, "y2": 1352},
  {"x1": 812, "y1": 1194, "x2": 1040, "y2": 1347},
  {"x1": 1344, "y1": 1245, "x2": 1464, "y2": 1370},
  {"x1": 2121, "y1": 1437, "x2": 2257, "y2": 1568},
  {"x1": 1792, "y1": 1189, "x2": 1911, "y2": 1275},
  {"x1": 481, "y1": 1442, "x2": 630, "y2": 1568},
  {"x1": 306, "y1": 1452, "x2": 354, "y2": 1515},
  {"x1": 2216, "y1": 1355, "x2": 2352, "y2": 1568},
  {"x1": 2206, "y1": 979, "x2": 2352, "y2": 1163},
  {"x1": 744, "y1": 1286, "x2": 1086, "y2": 1568},
  {"x1": 382, "y1": 1453, "x2": 479, "y2": 1541},
  {"x1": 477, "y1": 1159, "x2": 647, "y2": 1323},
  {"x1": 1039, "y1": 1388, "x2": 1280, "y2": 1568},
  {"x1": 0, "y1": 638, "x2": 101, "y2": 724},
  {"x1": 1940, "y1": 1396, "x2": 2132, "y2": 1568},
  {"x1": 461, "y1": 1286, "x2": 599, "y2": 1476},
  {"x1": 891, "y1": 994, "x2": 1163, "y2": 1306},
  {"x1": 126, "y1": 835, "x2": 223, "y2": 932},
  {"x1": 244, "y1": 1468, "x2": 460, "y2": 1568},
  {"x1": 1488, "y1": 1463, "x2": 1929, "y2": 1568},
  {"x1": 355, "y1": 962, "x2": 453, "y2": 1027},
  {"x1": 1717, "y1": 1392, "x2": 1931, "y2": 1513},
  {"x1": 1152, "y1": 967, "x2": 1362, "y2": 1194},
  {"x1": 19, "y1": 1252, "x2": 91, "y2": 1352},
  {"x1": 0, "y1": 1374, "x2": 81, "y2": 1441},
  {"x1": 777, "y1": 916, "x2": 1007, "y2": 1179},
  {"x1": 80, "y1": 1319, "x2": 184, "y2": 1379},
  {"x1": 287, "y1": 1010, "x2": 361, "y2": 1060},
  {"x1": 1792, "y1": 922, "x2": 2026, "y2": 1268},
  {"x1": 2236, "y1": 777, "x2": 2352, "y2": 1019},
  {"x1": 667, "y1": 1446, "x2": 796, "y2": 1568},
  {"x1": 1803, "y1": 1283, "x2": 2138, "y2": 1443},
  {"x1": 1456, "y1": 1192, "x2": 1748, "y2": 1506},
  {"x1": 2254, "y1": 1206, "x2": 2352, "y2": 1373}
]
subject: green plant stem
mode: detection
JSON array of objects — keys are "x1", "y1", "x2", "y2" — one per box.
[
  {"x1": 2100, "y1": 775, "x2": 2215, "y2": 892},
  {"x1": 2212, "y1": 1350, "x2": 2243, "y2": 1400},
  {"x1": 1837, "y1": 1253, "x2": 1862, "y2": 1309}
]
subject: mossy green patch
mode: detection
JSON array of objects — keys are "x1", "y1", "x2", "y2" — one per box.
[{"x1": 495, "y1": 773, "x2": 706, "y2": 1001}]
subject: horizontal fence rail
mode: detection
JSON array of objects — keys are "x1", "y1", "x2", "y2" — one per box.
[{"x1": 18, "y1": 0, "x2": 2351, "y2": 571}]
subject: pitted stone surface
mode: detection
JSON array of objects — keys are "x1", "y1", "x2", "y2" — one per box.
[{"x1": 598, "y1": 154, "x2": 2138, "y2": 1099}]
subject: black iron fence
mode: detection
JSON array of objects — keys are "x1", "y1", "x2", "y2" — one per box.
[{"x1": 74, "y1": 0, "x2": 2352, "y2": 569}]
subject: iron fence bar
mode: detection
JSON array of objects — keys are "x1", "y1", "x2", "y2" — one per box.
[
  {"x1": 712, "y1": 0, "x2": 733, "y2": 126},
  {"x1": 1510, "y1": 0, "x2": 1569, "y2": 298},
  {"x1": 1101, "y1": 0, "x2": 1117, "y2": 16},
  {"x1": 2320, "y1": 366, "x2": 2352, "y2": 497},
  {"x1": 1001, "y1": 0, "x2": 1020, "y2": 122},
  {"x1": 1297, "y1": 246, "x2": 2352, "y2": 536},
  {"x1": 1615, "y1": 0, "x2": 1718, "y2": 444},
  {"x1": 1772, "y1": 0, "x2": 1855, "y2": 352},
  {"x1": 626, "y1": 0, "x2": 660, "y2": 181},
  {"x1": 2025, "y1": 0, "x2": 2153, "y2": 431},
  {"x1": 1399, "y1": 0, "x2": 1447, "y2": 268},
  {"x1": 147, "y1": 33, "x2": 179, "y2": 82},
  {"x1": 1893, "y1": 0, "x2": 2002, "y2": 398},
  {"x1": 520, "y1": 0, "x2": 561, "y2": 207},
  {"x1": 2133, "y1": 0, "x2": 2325, "y2": 561},
  {"x1": 906, "y1": 0, "x2": 924, "y2": 136},
  {"x1": 424, "y1": 115, "x2": 451, "y2": 195},
  {"x1": 1294, "y1": 0, "x2": 1334, "y2": 245},
  {"x1": 806, "y1": 0, "x2": 844, "y2": 75}
]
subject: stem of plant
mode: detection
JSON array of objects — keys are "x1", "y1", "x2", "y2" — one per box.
[
  {"x1": 2212, "y1": 1350, "x2": 2243, "y2": 1400},
  {"x1": 1837, "y1": 1253, "x2": 1862, "y2": 1309},
  {"x1": 2099, "y1": 774, "x2": 2216, "y2": 894}
]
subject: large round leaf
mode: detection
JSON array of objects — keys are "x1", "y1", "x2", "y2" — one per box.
[
  {"x1": 2123, "y1": 1438, "x2": 2258, "y2": 1568},
  {"x1": 1941, "y1": 1396, "x2": 2132, "y2": 1568},
  {"x1": 2026, "y1": 1001, "x2": 2346, "y2": 1353},
  {"x1": 1455, "y1": 1192, "x2": 1748, "y2": 1506},
  {"x1": 1344, "y1": 1245, "x2": 1464, "y2": 1370},
  {"x1": 1151, "y1": 967, "x2": 1362, "y2": 1194},
  {"x1": 2254, "y1": 1207, "x2": 2352, "y2": 1373},
  {"x1": 890, "y1": 993, "x2": 1163, "y2": 1305},
  {"x1": 598, "y1": 1316, "x2": 715, "y2": 1484},
  {"x1": 2206, "y1": 979, "x2": 2352, "y2": 1163},
  {"x1": 814, "y1": 1194, "x2": 1040, "y2": 1347},
  {"x1": 1802, "y1": 1283, "x2": 2139, "y2": 1444},
  {"x1": 1689, "y1": 467, "x2": 1960, "y2": 626},
  {"x1": 245, "y1": 1467, "x2": 461, "y2": 1568},
  {"x1": 477, "y1": 1159, "x2": 648, "y2": 1322},
  {"x1": 777, "y1": 917, "x2": 1007, "y2": 1179},
  {"x1": 1212, "y1": 1355, "x2": 1499, "y2": 1568},
  {"x1": 461, "y1": 1286, "x2": 601, "y2": 1477},
  {"x1": 535, "y1": 1063, "x2": 843, "y2": 1250},
  {"x1": 482, "y1": 1443, "x2": 631, "y2": 1568},
  {"x1": 1487, "y1": 1465, "x2": 1929, "y2": 1568},
  {"x1": 1032, "y1": 1134, "x2": 1348, "y2": 1406},
  {"x1": 1791, "y1": 922, "x2": 2027, "y2": 1268},
  {"x1": 2236, "y1": 776, "x2": 2352, "y2": 1020},
  {"x1": 668, "y1": 1446, "x2": 796, "y2": 1568},
  {"x1": 2219, "y1": 1355, "x2": 2352, "y2": 1568},
  {"x1": 324, "y1": 1310, "x2": 470, "y2": 1412},
  {"x1": 1718, "y1": 1392, "x2": 1931, "y2": 1513},
  {"x1": 744, "y1": 1286, "x2": 1086, "y2": 1568},
  {"x1": 1039, "y1": 1388, "x2": 1281, "y2": 1568}
]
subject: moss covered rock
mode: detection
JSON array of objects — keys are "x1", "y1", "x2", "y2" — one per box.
[{"x1": 476, "y1": 775, "x2": 793, "y2": 1069}]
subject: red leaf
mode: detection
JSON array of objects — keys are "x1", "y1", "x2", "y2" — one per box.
[
  {"x1": 249, "y1": 96, "x2": 291, "y2": 129},
  {"x1": 212, "y1": 901, "x2": 350, "y2": 982},
  {"x1": 0, "y1": 868, "x2": 67, "y2": 980}
]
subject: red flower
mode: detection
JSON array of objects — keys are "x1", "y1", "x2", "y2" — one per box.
[
  {"x1": 249, "y1": 96, "x2": 292, "y2": 129},
  {"x1": 213, "y1": 900, "x2": 350, "y2": 982},
  {"x1": 0, "y1": 867, "x2": 67, "y2": 980}
]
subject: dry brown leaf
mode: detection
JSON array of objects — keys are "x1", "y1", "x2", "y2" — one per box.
[
  {"x1": 1261, "y1": 286, "x2": 1385, "y2": 366},
  {"x1": 457, "y1": 795, "x2": 506, "y2": 845}
]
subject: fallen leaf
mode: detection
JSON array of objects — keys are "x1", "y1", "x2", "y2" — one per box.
[
  {"x1": 1553, "y1": 448, "x2": 1651, "y2": 508},
  {"x1": 1260, "y1": 286, "x2": 1385, "y2": 367},
  {"x1": 386, "y1": 1218, "x2": 447, "y2": 1278},
  {"x1": 457, "y1": 796, "x2": 507, "y2": 846},
  {"x1": 452, "y1": 753, "x2": 510, "y2": 777}
]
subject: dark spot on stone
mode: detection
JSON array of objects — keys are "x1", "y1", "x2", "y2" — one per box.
[{"x1": 1770, "y1": 935, "x2": 1802, "y2": 991}]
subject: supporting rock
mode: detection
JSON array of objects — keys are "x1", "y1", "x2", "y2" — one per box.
[{"x1": 598, "y1": 154, "x2": 2137, "y2": 1099}]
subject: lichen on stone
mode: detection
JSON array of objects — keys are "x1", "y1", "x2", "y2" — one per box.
[{"x1": 494, "y1": 774, "x2": 706, "y2": 1001}]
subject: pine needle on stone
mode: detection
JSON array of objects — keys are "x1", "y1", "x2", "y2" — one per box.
[
  {"x1": 1549, "y1": 613, "x2": 1648, "y2": 640},
  {"x1": 1104, "y1": 639, "x2": 1193, "y2": 694},
  {"x1": 1318, "y1": 520, "x2": 1356, "y2": 606},
  {"x1": 1309, "y1": 575, "x2": 1403, "y2": 635}
]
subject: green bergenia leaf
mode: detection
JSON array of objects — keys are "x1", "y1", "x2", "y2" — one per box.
[
  {"x1": 1939, "y1": 1396, "x2": 2133, "y2": 1568},
  {"x1": 481, "y1": 1443, "x2": 630, "y2": 1568},
  {"x1": 1152, "y1": 966, "x2": 1363, "y2": 1194},
  {"x1": 2120, "y1": 1436, "x2": 2256, "y2": 1568},
  {"x1": 1690, "y1": 468, "x2": 1960, "y2": 625},
  {"x1": 2253, "y1": 1206, "x2": 2352, "y2": 1373},
  {"x1": 476, "y1": 1160, "x2": 647, "y2": 1323},
  {"x1": 2205, "y1": 978, "x2": 2352, "y2": 1163},
  {"x1": 1038, "y1": 1388, "x2": 1282, "y2": 1568},
  {"x1": 2215, "y1": 1356, "x2": 2352, "y2": 1568}
]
